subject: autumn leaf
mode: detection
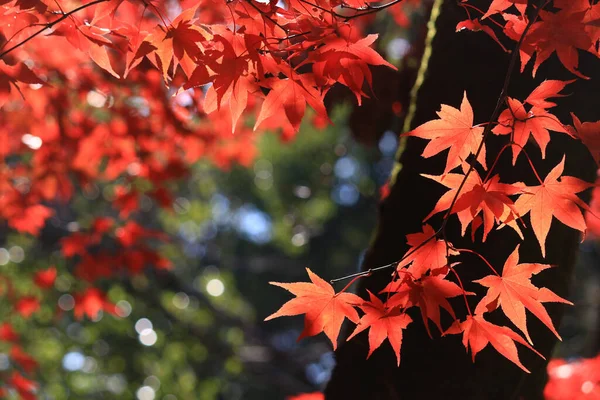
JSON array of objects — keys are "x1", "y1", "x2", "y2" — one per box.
[
  {"x1": 445, "y1": 314, "x2": 544, "y2": 373},
  {"x1": 265, "y1": 268, "x2": 362, "y2": 349},
  {"x1": 33, "y1": 266, "x2": 57, "y2": 289},
  {"x1": 492, "y1": 97, "x2": 570, "y2": 164},
  {"x1": 10, "y1": 346, "x2": 38, "y2": 373},
  {"x1": 310, "y1": 33, "x2": 397, "y2": 105},
  {"x1": 146, "y1": 6, "x2": 211, "y2": 80},
  {"x1": 421, "y1": 171, "x2": 481, "y2": 221},
  {"x1": 287, "y1": 393, "x2": 324, "y2": 400},
  {"x1": 482, "y1": 0, "x2": 527, "y2": 19},
  {"x1": 61, "y1": 232, "x2": 90, "y2": 257},
  {"x1": 9, "y1": 372, "x2": 37, "y2": 400},
  {"x1": 403, "y1": 92, "x2": 485, "y2": 174},
  {"x1": 14, "y1": 297, "x2": 40, "y2": 319},
  {"x1": 514, "y1": 156, "x2": 592, "y2": 257},
  {"x1": 522, "y1": 8, "x2": 594, "y2": 78},
  {"x1": 456, "y1": 19, "x2": 509, "y2": 52},
  {"x1": 474, "y1": 245, "x2": 572, "y2": 343},
  {"x1": 396, "y1": 224, "x2": 458, "y2": 279},
  {"x1": 73, "y1": 288, "x2": 118, "y2": 320},
  {"x1": 254, "y1": 74, "x2": 328, "y2": 133},
  {"x1": 0, "y1": 60, "x2": 44, "y2": 107},
  {"x1": 52, "y1": 20, "x2": 121, "y2": 78},
  {"x1": 456, "y1": 174, "x2": 523, "y2": 240},
  {"x1": 347, "y1": 291, "x2": 412, "y2": 366},
  {"x1": 6, "y1": 203, "x2": 53, "y2": 236},
  {"x1": 381, "y1": 272, "x2": 473, "y2": 336},
  {"x1": 0, "y1": 323, "x2": 19, "y2": 342},
  {"x1": 524, "y1": 80, "x2": 574, "y2": 109},
  {"x1": 570, "y1": 113, "x2": 600, "y2": 166},
  {"x1": 425, "y1": 169, "x2": 523, "y2": 241}
]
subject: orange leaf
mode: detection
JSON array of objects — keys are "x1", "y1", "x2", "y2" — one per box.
[
  {"x1": 265, "y1": 268, "x2": 362, "y2": 350},
  {"x1": 347, "y1": 291, "x2": 412, "y2": 366},
  {"x1": 15, "y1": 297, "x2": 40, "y2": 319},
  {"x1": 570, "y1": 113, "x2": 600, "y2": 166},
  {"x1": 514, "y1": 156, "x2": 592, "y2": 257},
  {"x1": 403, "y1": 92, "x2": 485, "y2": 174},
  {"x1": 445, "y1": 314, "x2": 544, "y2": 373},
  {"x1": 474, "y1": 245, "x2": 572, "y2": 343},
  {"x1": 33, "y1": 266, "x2": 57, "y2": 289},
  {"x1": 382, "y1": 272, "x2": 473, "y2": 336},
  {"x1": 287, "y1": 393, "x2": 324, "y2": 400},
  {"x1": 524, "y1": 80, "x2": 574, "y2": 109},
  {"x1": 396, "y1": 224, "x2": 458, "y2": 279},
  {"x1": 254, "y1": 74, "x2": 327, "y2": 133},
  {"x1": 492, "y1": 98, "x2": 569, "y2": 164}
]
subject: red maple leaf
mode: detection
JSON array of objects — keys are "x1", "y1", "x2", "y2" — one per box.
[
  {"x1": 524, "y1": 80, "x2": 574, "y2": 109},
  {"x1": 0, "y1": 323, "x2": 19, "y2": 342},
  {"x1": 6, "y1": 203, "x2": 53, "y2": 236},
  {"x1": 33, "y1": 266, "x2": 57, "y2": 289},
  {"x1": 254, "y1": 74, "x2": 328, "y2": 133},
  {"x1": 456, "y1": 19, "x2": 509, "y2": 52},
  {"x1": 514, "y1": 156, "x2": 592, "y2": 257},
  {"x1": 522, "y1": 7, "x2": 594, "y2": 78},
  {"x1": 287, "y1": 393, "x2": 324, "y2": 400},
  {"x1": 9, "y1": 372, "x2": 37, "y2": 400},
  {"x1": 52, "y1": 18, "x2": 121, "y2": 78},
  {"x1": 265, "y1": 268, "x2": 362, "y2": 349},
  {"x1": 145, "y1": 6, "x2": 211, "y2": 80},
  {"x1": 397, "y1": 224, "x2": 458, "y2": 279},
  {"x1": 382, "y1": 271, "x2": 473, "y2": 336},
  {"x1": 311, "y1": 33, "x2": 397, "y2": 105},
  {"x1": 347, "y1": 291, "x2": 412, "y2": 366},
  {"x1": 482, "y1": 0, "x2": 527, "y2": 19},
  {"x1": 570, "y1": 113, "x2": 600, "y2": 166},
  {"x1": 452, "y1": 172, "x2": 523, "y2": 241},
  {"x1": 10, "y1": 346, "x2": 38, "y2": 373},
  {"x1": 421, "y1": 171, "x2": 481, "y2": 221},
  {"x1": 403, "y1": 92, "x2": 485, "y2": 174},
  {"x1": 492, "y1": 97, "x2": 570, "y2": 164},
  {"x1": 60, "y1": 232, "x2": 91, "y2": 258},
  {"x1": 15, "y1": 296, "x2": 40, "y2": 319},
  {"x1": 445, "y1": 314, "x2": 543, "y2": 373},
  {"x1": 0, "y1": 60, "x2": 44, "y2": 107},
  {"x1": 474, "y1": 245, "x2": 572, "y2": 343},
  {"x1": 73, "y1": 288, "x2": 118, "y2": 320}
]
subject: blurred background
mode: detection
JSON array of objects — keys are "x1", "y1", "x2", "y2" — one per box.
[{"x1": 0, "y1": 104, "x2": 400, "y2": 399}]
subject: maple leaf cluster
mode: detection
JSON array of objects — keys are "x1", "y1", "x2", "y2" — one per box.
[
  {"x1": 0, "y1": 0, "x2": 420, "y2": 394},
  {"x1": 2, "y1": 0, "x2": 600, "y2": 395},
  {"x1": 267, "y1": 0, "x2": 600, "y2": 377}
]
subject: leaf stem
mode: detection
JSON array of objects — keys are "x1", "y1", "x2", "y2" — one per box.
[
  {"x1": 448, "y1": 264, "x2": 472, "y2": 316},
  {"x1": 454, "y1": 247, "x2": 500, "y2": 276}
]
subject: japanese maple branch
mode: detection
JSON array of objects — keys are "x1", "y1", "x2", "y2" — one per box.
[
  {"x1": 453, "y1": 247, "x2": 500, "y2": 276},
  {"x1": 331, "y1": 0, "x2": 545, "y2": 285},
  {"x1": 246, "y1": 0, "x2": 289, "y2": 33},
  {"x1": 441, "y1": 0, "x2": 543, "y2": 226},
  {"x1": 0, "y1": 0, "x2": 109, "y2": 59},
  {"x1": 298, "y1": 0, "x2": 405, "y2": 21}
]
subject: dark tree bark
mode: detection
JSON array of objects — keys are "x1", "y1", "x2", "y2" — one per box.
[{"x1": 325, "y1": 1, "x2": 600, "y2": 399}]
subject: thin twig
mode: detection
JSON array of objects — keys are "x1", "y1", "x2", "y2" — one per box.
[
  {"x1": 0, "y1": 0, "x2": 109, "y2": 59},
  {"x1": 298, "y1": 0, "x2": 405, "y2": 21},
  {"x1": 330, "y1": 0, "x2": 545, "y2": 285}
]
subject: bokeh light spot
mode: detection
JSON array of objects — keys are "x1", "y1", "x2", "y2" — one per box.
[{"x1": 206, "y1": 279, "x2": 225, "y2": 297}]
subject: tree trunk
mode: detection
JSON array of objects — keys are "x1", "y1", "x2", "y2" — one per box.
[{"x1": 325, "y1": 1, "x2": 600, "y2": 399}]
